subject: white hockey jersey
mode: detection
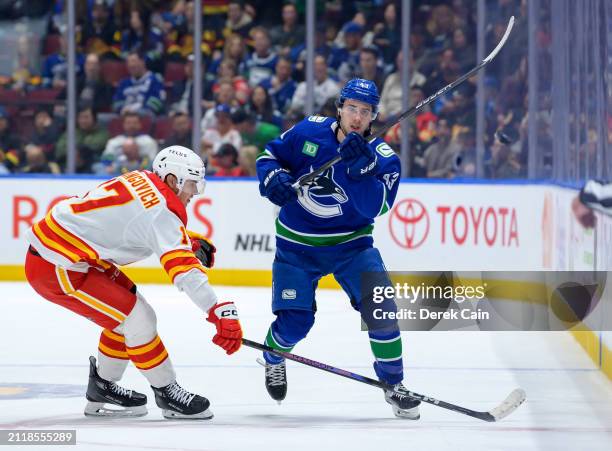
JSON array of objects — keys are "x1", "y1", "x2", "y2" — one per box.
[{"x1": 26, "y1": 170, "x2": 218, "y2": 313}]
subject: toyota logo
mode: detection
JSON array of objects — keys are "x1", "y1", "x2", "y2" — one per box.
[{"x1": 388, "y1": 198, "x2": 430, "y2": 249}]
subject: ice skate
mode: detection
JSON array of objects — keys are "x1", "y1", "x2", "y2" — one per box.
[
  {"x1": 258, "y1": 358, "x2": 287, "y2": 403},
  {"x1": 84, "y1": 356, "x2": 147, "y2": 418},
  {"x1": 152, "y1": 381, "x2": 213, "y2": 420},
  {"x1": 384, "y1": 383, "x2": 421, "y2": 420}
]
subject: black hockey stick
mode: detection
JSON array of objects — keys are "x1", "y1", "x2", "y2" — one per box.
[
  {"x1": 242, "y1": 338, "x2": 526, "y2": 422},
  {"x1": 292, "y1": 15, "x2": 515, "y2": 189}
]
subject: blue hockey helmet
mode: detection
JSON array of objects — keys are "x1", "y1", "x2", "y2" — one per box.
[{"x1": 338, "y1": 78, "x2": 380, "y2": 118}]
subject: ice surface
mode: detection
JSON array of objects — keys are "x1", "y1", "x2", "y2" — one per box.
[{"x1": 1, "y1": 282, "x2": 611, "y2": 451}]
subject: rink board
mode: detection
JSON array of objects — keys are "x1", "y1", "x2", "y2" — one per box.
[{"x1": 0, "y1": 176, "x2": 609, "y2": 380}]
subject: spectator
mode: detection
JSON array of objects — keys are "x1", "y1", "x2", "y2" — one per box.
[
  {"x1": 426, "y1": 4, "x2": 456, "y2": 52},
  {"x1": 225, "y1": 0, "x2": 253, "y2": 39},
  {"x1": 41, "y1": 32, "x2": 85, "y2": 89},
  {"x1": 237, "y1": 145, "x2": 258, "y2": 176},
  {"x1": 378, "y1": 51, "x2": 426, "y2": 122},
  {"x1": 259, "y1": 56, "x2": 297, "y2": 113},
  {"x1": 29, "y1": 108, "x2": 62, "y2": 161},
  {"x1": 282, "y1": 108, "x2": 305, "y2": 132},
  {"x1": 19, "y1": 144, "x2": 60, "y2": 174},
  {"x1": 486, "y1": 126, "x2": 522, "y2": 178},
  {"x1": 232, "y1": 108, "x2": 280, "y2": 152},
  {"x1": 247, "y1": 85, "x2": 283, "y2": 128},
  {"x1": 214, "y1": 59, "x2": 250, "y2": 105},
  {"x1": 56, "y1": 106, "x2": 109, "y2": 173},
  {"x1": 269, "y1": 3, "x2": 304, "y2": 57},
  {"x1": 373, "y1": 2, "x2": 401, "y2": 69},
  {"x1": 65, "y1": 53, "x2": 114, "y2": 113},
  {"x1": 452, "y1": 27, "x2": 476, "y2": 72},
  {"x1": 163, "y1": 112, "x2": 192, "y2": 148},
  {"x1": 105, "y1": 137, "x2": 151, "y2": 175},
  {"x1": 80, "y1": 0, "x2": 121, "y2": 59},
  {"x1": 169, "y1": 54, "x2": 214, "y2": 115},
  {"x1": 208, "y1": 33, "x2": 248, "y2": 76},
  {"x1": 103, "y1": 112, "x2": 158, "y2": 162},
  {"x1": 120, "y1": 9, "x2": 164, "y2": 72},
  {"x1": 113, "y1": 51, "x2": 165, "y2": 116},
  {"x1": 421, "y1": 118, "x2": 461, "y2": 178},
  {"x1": 202, "y1": 104, "x2": 242, "y2": 154},
  {"x1": 0, "y1": 107, "x2": 21, "y2": 171},
  {"x1": 200, "y1": 80, "x2": 238, "y2": 131},
  {"x1": 290, "y1": 55, "x2": 340, "y2": 112},
  {"x1": 329, "y1": 22, "x2": 363, "y2": 83},
  {"x1": 354, "y1": 46, "x2": 386, "y2": 91},
  {"x1": 244, "y1": 27, "x2": 278, "y2": 87},
  {"x1": 210, "y1": 143, "x2": 248, "y2": 177},
  {"x1": 290, "y1": 23, "x2": 333, "y2": 80}
]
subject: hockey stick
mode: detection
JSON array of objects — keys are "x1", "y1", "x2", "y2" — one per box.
[
  {"x1": 242, "y1": 338, "x2": 526, "y2": 422},
  {"x1": 292, "y1": 15, "x2": 515, "y2": 189}
]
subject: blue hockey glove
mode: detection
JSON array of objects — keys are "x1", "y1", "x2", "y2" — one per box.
[
  {"x1": 339, "y1": 132, "x2": 378, "y2": 179},
  {"x1": 261, "y1": 168, "x2": 298, "y2": 207}
]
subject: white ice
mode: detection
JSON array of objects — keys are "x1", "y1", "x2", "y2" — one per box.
[{"x1": 0, "y1": 282, "x2": 611, "y2": 451}]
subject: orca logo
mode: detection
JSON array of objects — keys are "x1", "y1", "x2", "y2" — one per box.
[{"x1": 298, "y1": 166, "x2": 348, "y2": 218}]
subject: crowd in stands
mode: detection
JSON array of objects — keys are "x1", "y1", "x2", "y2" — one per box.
[{"x1": 0, "y1": 0, "x2": 530, "y2": 179}]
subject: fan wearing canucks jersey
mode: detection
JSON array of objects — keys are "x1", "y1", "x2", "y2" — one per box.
[{"x1": 255, "y1": 78, "x2": 420, "y2": 419}]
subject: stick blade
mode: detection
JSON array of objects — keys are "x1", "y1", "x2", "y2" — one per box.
[{"x1": 487, "y1": 388, "x2": 526, "y2": 422}]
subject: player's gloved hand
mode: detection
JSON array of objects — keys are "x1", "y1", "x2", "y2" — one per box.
[
  {"x1": 206, "y1": 302, "x2": 242, "y2": 355},
  {"x1": 260, "y1": 168, "x2": 298, "y2": 207},
  {"x1": 188, "y1": 230, "x2": 216, "y2": 268},
  {"x1": 339, "y1": 131, "x2": 378, "y2": 179}
]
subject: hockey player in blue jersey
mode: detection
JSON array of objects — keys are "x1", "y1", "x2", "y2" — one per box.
[{"x1": 255, "y1": 78, "x2": 420, "y2": 419}]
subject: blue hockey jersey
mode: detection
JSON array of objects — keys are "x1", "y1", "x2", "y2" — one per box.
[
  {"x1": 256, "y1": 116, "x2": 401, "y2": 252},
  {"x1": 113, "y1": 71, "x2": 165, "y2": 115}
]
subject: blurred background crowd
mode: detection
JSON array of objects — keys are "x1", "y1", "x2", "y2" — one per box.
[{"x1": 0, "y1": 0, "x2": 608, "y2": 181}]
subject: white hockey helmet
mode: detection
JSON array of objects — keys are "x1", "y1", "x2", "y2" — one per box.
[{"x1": 153, "y1": 145, "x2": 206, "y2": 195}]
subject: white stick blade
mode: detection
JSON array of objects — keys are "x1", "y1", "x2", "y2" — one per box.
[
  {"x1": 488, "y1": 388, "x2": 526, "y2": 421},
  {"x1": 483, "y1": 16, "x2": 515, "y2": 64}
]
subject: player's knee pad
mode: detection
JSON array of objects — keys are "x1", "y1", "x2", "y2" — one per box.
[
  {"x1": 273, "y1": 309, "x2": 315, "y2": 345},
  {"x1": 121, "y1": 292, "x2": 157, "y2": 345}
]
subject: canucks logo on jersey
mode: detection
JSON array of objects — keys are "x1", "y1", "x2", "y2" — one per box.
[{"x1": 298, "y1": 166, "x2": 348, "y2": 218}]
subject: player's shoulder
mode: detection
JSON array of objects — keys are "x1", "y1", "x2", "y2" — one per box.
[
  {"x1": 290, "y1": 115, "x2": 336, "y2": 136},
  {"x1": 139, "y1": 170, "x2": 188, "y2": 225},
  {"x1": 370, "y1": 137, "x2": 400, "y2": 163}
]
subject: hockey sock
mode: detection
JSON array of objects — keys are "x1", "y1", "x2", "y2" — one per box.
[
  {"x1": 369, "y1": 329, "x2": 404, "y2": 385},
  {"x1": 263, "y1": 326, "x2": 295, "y2": 364},
  {"x1": 97, "y1": 329, "x2": 129, "y2": 381},
  {"x1": 126, "y1": 334, "x2": 176, "y2": 388}
]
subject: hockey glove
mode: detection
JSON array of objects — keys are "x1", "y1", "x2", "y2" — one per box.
[
  {"x1": 188, "y1": 230, "x2": 216, "y2": 268},
  {"x1": 206, "y1": 302, "x2": 242, "y2": 355},
  {"x1": 339, "y1": 131, "x2": 378, "y2": 180},
  {"x1": 261, "y1": 168, "x2": 298, "y2": 207}
]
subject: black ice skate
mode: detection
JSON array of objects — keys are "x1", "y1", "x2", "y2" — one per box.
[
  {"x1": 259, "y1": 359, "x2": 287, "y2": 403},
  {"x1": 384, "y1": 383, "x2": 421, "y2": 420},
  {"x1": 84, "y1": 356, "x2": 147, "y2": 417},
  {"x1": 152, "y1": 381, "x2": 213, "y2": 420}
]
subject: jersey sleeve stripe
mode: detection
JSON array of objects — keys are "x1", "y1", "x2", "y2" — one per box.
[
  {"x1": 168, "y1": 264, "x2": 205, "y2": 281},
  {"x1": 160, "y1": 249, "x2": 196, "y2": 266}
]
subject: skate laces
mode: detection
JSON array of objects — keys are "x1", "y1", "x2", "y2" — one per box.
[
  {"x1": 265, "y1": 362, "x2": 286, "y2": 386},
  {"x1": 390, "y1": 383, "x2": 409, "y2": 400},
  {"x1": 167, "y1": 382, "x2": 196, "y2": 405},
  {"x1": 109, "y1": 382, "x2": 132, "y2": 398}
]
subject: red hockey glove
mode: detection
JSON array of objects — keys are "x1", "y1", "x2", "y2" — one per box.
[
  {"x1": 206, "y1": 302, "x2": 242, "y2": 355},
  {"x1": 188, "y1": 230, "x2": 216, "y2": 268}
]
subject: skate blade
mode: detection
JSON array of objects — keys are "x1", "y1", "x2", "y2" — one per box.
[
  {"x1": 391, "y1": 405, "x2": 420, "y2": 420},
  {"x1": 84, "y1": 402, "x2": 147, "y2": 418},
  {"x1": 162, "y1": 408, "x2": 214, "y2": 420}
]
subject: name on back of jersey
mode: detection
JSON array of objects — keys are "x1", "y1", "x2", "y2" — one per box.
[{"x1": 122, "y1": 171, "x2": 160, "y2": 209}]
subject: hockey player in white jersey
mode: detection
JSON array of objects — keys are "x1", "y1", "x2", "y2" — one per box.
[{"x1": 24, "y1": 145, "x2": 242, "y2": 420}]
